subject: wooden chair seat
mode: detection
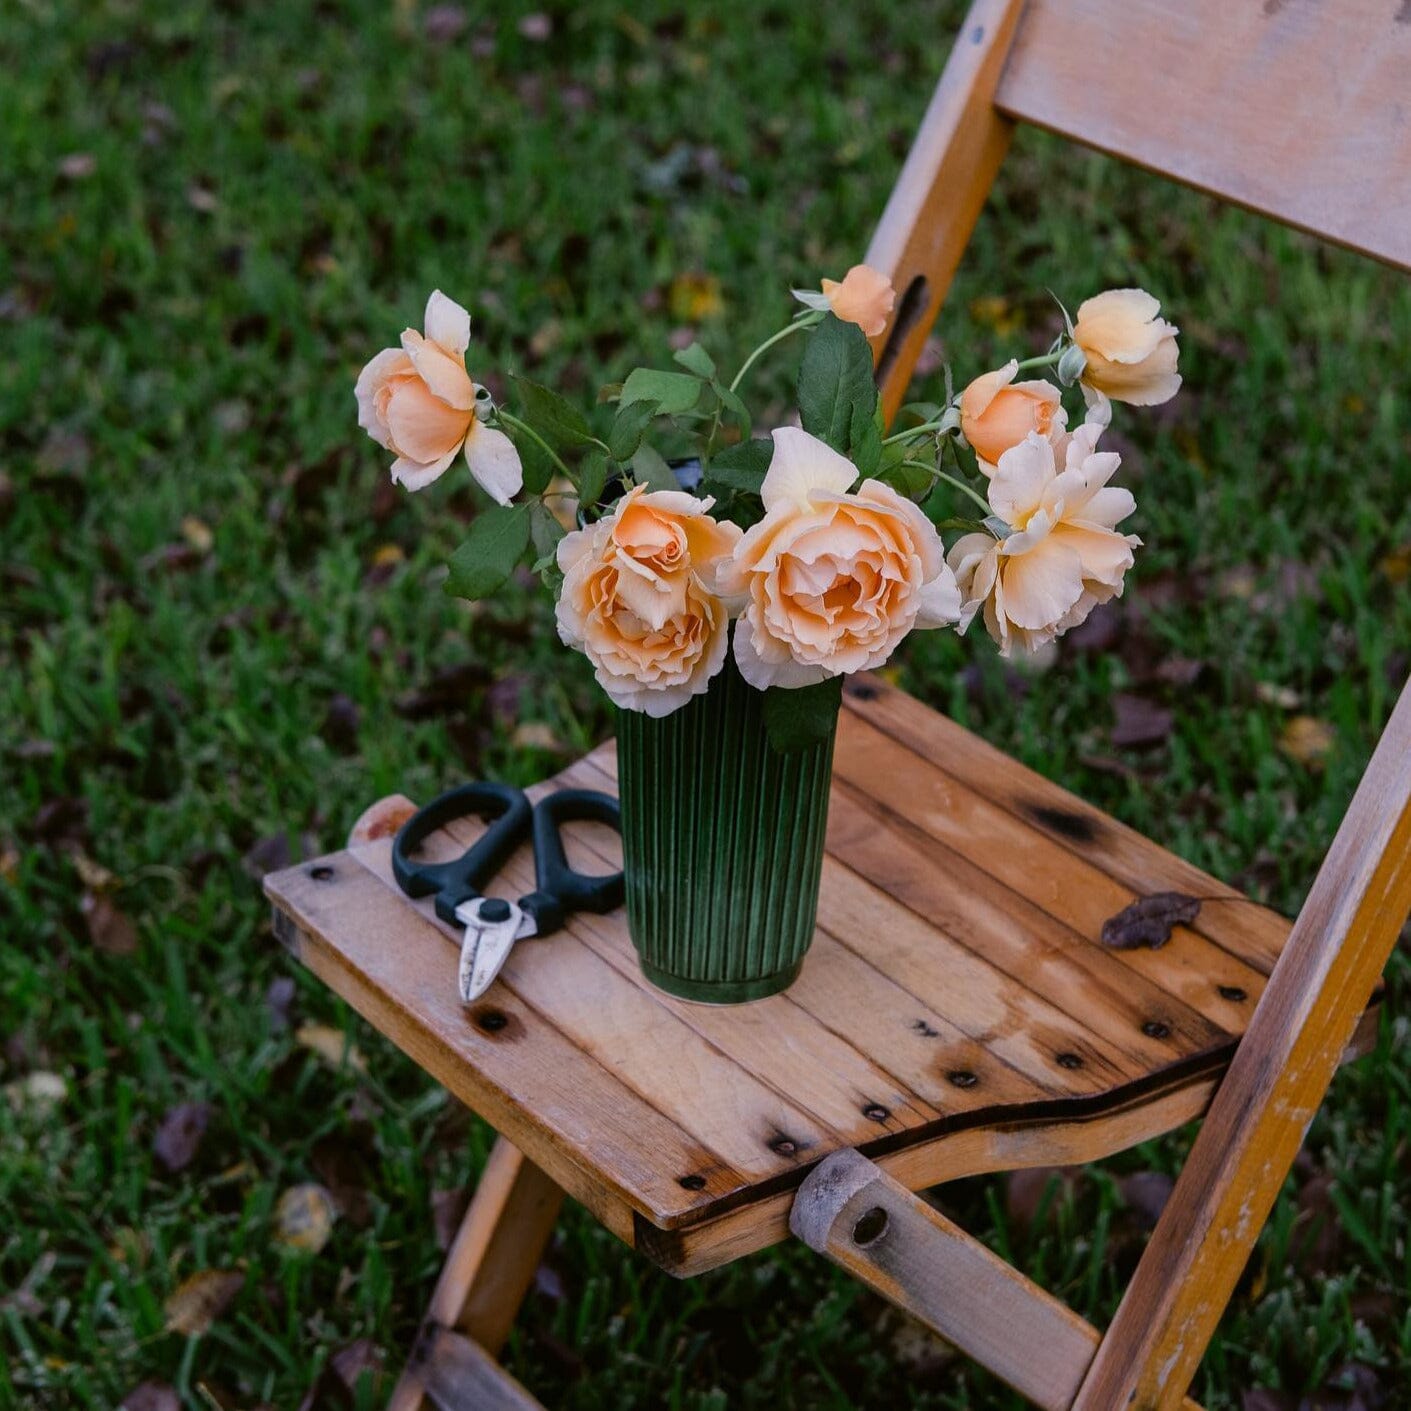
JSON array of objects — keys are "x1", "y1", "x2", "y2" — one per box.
[{"x1": 265, "y1": 678, "x2": 1375, "y2": 1281}]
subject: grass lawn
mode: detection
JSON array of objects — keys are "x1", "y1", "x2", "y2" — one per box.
[{"x1": 3, "y1": 1, "x2": 1410, "y2": 1407}]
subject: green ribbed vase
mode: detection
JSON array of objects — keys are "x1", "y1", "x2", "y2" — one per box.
[{"x1": 615, "y1": 650, "x2": 837, "y2": 1004}]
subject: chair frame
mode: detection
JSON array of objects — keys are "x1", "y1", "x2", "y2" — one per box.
[{"x1": 792, "y1": 1, "x2": 1411, "y2": 1407}]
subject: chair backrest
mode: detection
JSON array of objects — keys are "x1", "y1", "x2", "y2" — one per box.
[
  {"x1": 864, "y1": 4, "x2": 1411, "y2": 1405},
  {"x1": 868, "y1": 0, "x2": 1411, "y2": 420}
]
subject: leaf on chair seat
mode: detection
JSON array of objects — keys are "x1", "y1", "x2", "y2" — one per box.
[{"x1": 1100, "y1": 892, "x2": 1202, "y2": 950}]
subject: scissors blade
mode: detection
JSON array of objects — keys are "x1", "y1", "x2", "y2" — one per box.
[{"x1": 456, "y1": 901, "x2": 530, "y2": 1003}]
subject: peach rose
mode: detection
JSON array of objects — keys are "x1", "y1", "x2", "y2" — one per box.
[
  {"x1": 721, "y1": 428, "x2": 961, "y2": 690},
  {"x1": 355, "y1": 290, "x2": 523, "y2": 503},
  {"x1": 555, "y1": 486, "x2": 741, "y2": 716},
  {"x1": 793, "y1": 265, "x2": 896, "y2": 337},
  {"x1": 1072, "y1": 288, "x2": 1181, "y2": 407},
  {"x1": 946, "y1": 414, "x2": 1140, "y2": 657},
  {"x1": 959, "y1": 360, "x2": 1065, "y2": 470}
]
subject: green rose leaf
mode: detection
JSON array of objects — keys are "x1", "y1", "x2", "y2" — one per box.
[
  {"x1": 510, "y1": 375, "x2": 593, "y2": 447},
  {"x1": 529, "y1": 499, "x2": 565, "y2": 562},
  {"x1": 797, "y1": 314, "x2": 878, "y2": 458},
  {"x1": 713, "y1": 381, "x2": 753, "y2": 439},
  {"x1": 576, "y1": 451, "x2": 609, "y2": 510},
  {"x1": 702, "y1": 436, "x2": 772, "y2": 496},
  {"x1": 444, "y1": 502, "x2": 532, "y2": 601},
  {"x1": 762, "y1": 675, "x2": 844, "y2": 754},
  {"x1": 607, "y1": 398, "x2": 657, "y2": 462},
  {"x1": 672, "y1": 343, "x2": 716, "y2": 379},
  {"x1": 620, "y1": 367, "x2": 704, "y2": 416},
  {"x1": 630, "y1": 442, "x2": 678, "y2": 492}
]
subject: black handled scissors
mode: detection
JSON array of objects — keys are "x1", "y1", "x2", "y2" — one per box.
[{"x1": 391, "y1": 782, "x2": 624, "y2": 1003}]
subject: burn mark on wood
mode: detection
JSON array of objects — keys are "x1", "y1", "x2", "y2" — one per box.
[
  {"x1": 912, "y1": 1018, "x2": 940, "y2": 1038},
  {"x1": 1026, "y1": 802, "x2": 1100, "y2": 844}
]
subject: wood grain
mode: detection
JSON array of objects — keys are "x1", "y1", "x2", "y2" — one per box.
[
  {"x1": 409, "y1": 1326, "x2": 544, "y2": 1411},
  {"x1": 996, "y1": 0, "x2": 1411, "y2": 274},
  {"x1": 864, "y1": 0, "x2": 1025, "y2": 421},
  {"x1": 388, "y1": 1137, "x2": 562, "y2": 1411},
  {"x1": 264, "y1": 686, "x2": 1380, "y2": 1275},
  {"x1": 791, "y1": 1149, "x2": 1203, "y2": 1411},
  {"x1": 1073, "y1": 680, "x2": 1411, "y2": 1409}
]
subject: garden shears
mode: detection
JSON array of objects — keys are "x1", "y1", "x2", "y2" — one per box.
[{"x1": 391, "y1": 781, "x2": 624, "y2": 1003}]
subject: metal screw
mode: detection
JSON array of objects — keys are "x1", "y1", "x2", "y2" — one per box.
[
  {"x1": 771, "y1": 1137, "x2": 797, "y2": 1157},
  {"x1": 678, "y1": 1174, "x2": 707, "y2": 1191},
  {"x1": 863, "y1": 1104, "x2": 889, "y2": 1123},
  {"x1": 1219, "y1": 985, "x2": 1247, "y2": 1002},
  {"x1": 1056, "y1": 1052, "x2": 1084, "y2": 1070},
  {"x1": 947, "y1": 1070, "x2": 978, "y2": 1089}
]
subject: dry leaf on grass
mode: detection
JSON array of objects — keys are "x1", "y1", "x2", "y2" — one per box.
[
  {"x1": 81, "y1": 890, "x2": 139, "y2": 955},
  {"x1": 1279, "y1": 715, "x2": 1336, "y2": 768},
  {"x1": 119, "y1": 1383, "x2": 180, "y2": 1411},
  {"x1": 295, "y1": 1022, "x2": 366, "y2": 1073},
  {"x1": 511, "y1": 721, "x2": 565, "y2": 753},
  {"x1": 275, "y1": 1183, "x2": 336, "y2": 1254},
  {"x1": 152, "y1": 1101, "x2": 213, "y2": 1173},
  {"x1": 4, "y1": 1070, "x2": 67, "y2": 1112},
  {"x1": 164, "y1": 1268, "x2": 244, "y2": 1335}
]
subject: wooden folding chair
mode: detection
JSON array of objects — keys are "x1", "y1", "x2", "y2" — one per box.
[
  {"x1": 263, "y1": 4, "x2": 1411, "y2": 1407},
  {"x1": 792, "y1": 2, "x2": 1411, "y2": 1407}
]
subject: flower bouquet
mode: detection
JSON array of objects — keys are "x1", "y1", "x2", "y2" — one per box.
[{"x1": 355, "y1": 273, "x2": 1179, "y2": 1002}]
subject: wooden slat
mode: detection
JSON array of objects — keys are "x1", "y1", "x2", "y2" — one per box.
[
  {"x1": 412, "y1": 1326, "x2": 544, "y2": 1411},
  {"x1": 389, "y1": 1138, "x2": 562, "y2": 1411},
  {"x1": 347, "y1": 836, "x2": 837, "y2": 1183},
  {"x1": 843, "y1": 680, "x2": 1290, "y2": 972},
  {"x1": 865, "y1": 0, "x2": 1024, "y2": 421},
  {"x1": 640, "y1": 999, "x2": 1378, "y2": 1278},
  {"x1": 996, "y1": 0, "x2": 1411, "y2": 273},
  {"x1": 267, "y1": 858, "x2": 740, "y2": 1234},
  {"x1": 790, "y1": 1149, "x2": 1203, "y2": 1411},
  {"x1": 1074, "y1": 680, "x2": 1411, "y2": 1409},
  {"x1": 831, "y1": 711, "x2": 1272, "y2": 1024}
]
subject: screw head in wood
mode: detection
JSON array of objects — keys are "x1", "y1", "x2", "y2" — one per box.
[
  {"x1": 947, "y1": 1070, "x2": 978, "y2": 1088},
  {"x1": 1142, "y1": 1020, "x2": 1171, "y2": 1039}
]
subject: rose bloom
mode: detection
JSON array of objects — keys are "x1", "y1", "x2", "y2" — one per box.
[
  {"x1": 1072, "y1": 288, "x2": 1181, "y2": 407},
  {"x1": 959, "y1": 360, "x2": 1064, "y2": 470},
  {"x1": 555, "y1": 486, "x2": 741, "y2": 716},
  {"x1": 793, "y1": 265, "x2": 896, "y2": 337},
  {"x1": 946, "y1": 414, "x2": 1139, "y2": 657},
  {"x1": 721, "y1": 428, "x2": 961, "y2": 690},
  {"x1": 355, "y1": 290, "x2": 523, "y2": 502}
]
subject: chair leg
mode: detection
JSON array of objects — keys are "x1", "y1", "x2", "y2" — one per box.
[
  {"x1": 389, "y1": 1135, "x2": 565, "y2": 1411},
  {"x1": 791, "y1": 1149, "x2": 1202, "y2": 1411}
]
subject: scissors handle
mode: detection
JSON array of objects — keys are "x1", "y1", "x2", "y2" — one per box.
[
  {"x1": 391, "y1": 782, "x2": 531, "y2": 925},
  {"x1": 521, "y1": 789, "x2": 625, "y2": 936}
]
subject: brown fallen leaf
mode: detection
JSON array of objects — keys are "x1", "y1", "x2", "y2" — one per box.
[
  {"x1": 1117, "y1": 1170, "x2": 1174, "y2": 1230},
  {"x1": 120, "y1": 1383, "x2": 180, "y2": 1411},
  {"x1": 1279, "y1": 715, "x2": 1336, "y2": 768},
  {"x1": 512, "y1": 721, "x2": 565, "y2": 753},
  {"x1": 59, "y1": 152, "x2": 97, "y2": 179},
  {"x1": 81, "y1": 890, "x2": 139, "y2": 955},
  {"x1": 1110, "y1": 693, "x2": 1174, "y2": 750},
  {"x1": 295, "y1": 1022, "x2": 367, "y2": 1074},
  {"x1": 1101, "y1": 892, "x2": 1202, "y2": 950},
  {"x1": 152, "y1": 1101, "x2": 213, "y2": 1173},
  {"x1": 274, "y1": 1183, "x2": 336, "y2": 1254},
  {"x1": 180, "y1": 516, "x2": 214, "y2": 554},
  {"x1": 5, "y1": 1070, "x2": 67, "y2": 1112},
  {"x1": 164, "y1": 1268, "x2": 245, "y2": 1335}
]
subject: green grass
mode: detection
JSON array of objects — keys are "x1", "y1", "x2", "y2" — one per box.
[{"x1": 2, "y1": 2, "x2": 1410, "y2": 1407}]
